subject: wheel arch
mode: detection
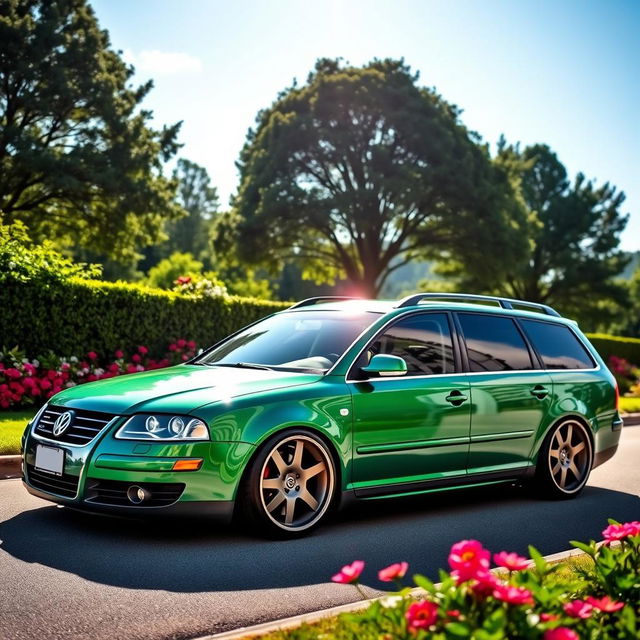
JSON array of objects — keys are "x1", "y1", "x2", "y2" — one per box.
[{"x1": 533, "y1": 412, "x2": 595, "y2": 468}]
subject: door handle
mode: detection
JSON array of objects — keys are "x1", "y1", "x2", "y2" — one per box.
[
  {"x1": 445, "y1": 390, "x2": 468, "y2": 406},
  {"x1": 530, "y1": 385, "x2": 549, "y2": 400}
]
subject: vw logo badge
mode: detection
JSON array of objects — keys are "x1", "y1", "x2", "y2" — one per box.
[{"x1": 53, "y1": 411, "x2": 74, "y2": 436}]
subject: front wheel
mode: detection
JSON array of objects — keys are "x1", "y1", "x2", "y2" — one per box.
[
  {"x1": 240, "y1": 430, "x2": 336, "y2": 537},
  {"x1": 535, "y1": 419, "x2": 593, "y2": 499}
]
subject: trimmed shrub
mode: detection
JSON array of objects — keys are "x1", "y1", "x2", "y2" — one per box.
[
  {"x1": 0, "y1": 276, "x2": 288, "y2": 358},
  {"x1": 586, "y1": 333, "x2": 640, "y2": 367}
]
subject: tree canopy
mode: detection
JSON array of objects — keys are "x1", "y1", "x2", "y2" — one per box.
[
  {"x1": 446, "y1": 141, "x2": 629, "y2": 324},
  {"x1": 226, "y1": 58, "x2": 525, "y2": 296},
  {"x1": 0, "y1": 0, "x2": 183, "y2": 260}
]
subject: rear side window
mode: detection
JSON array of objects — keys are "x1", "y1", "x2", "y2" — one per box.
[
  {"x1": 519, "y1": 320, "x2": 595, "y2": 370},
  {"x1": 458, "y1": 314, "x2": 533, "y2": 372},
  {"x1": 358, "y1": 313, "x2": 456, "y2": 376}
]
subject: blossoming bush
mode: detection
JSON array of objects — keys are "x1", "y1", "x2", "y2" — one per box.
[
  {"x1": 0, "y1": 340, "x2": 198, "y2": 409},
  {"x1": 326, "y1": 519, "x2": 639, "y2": 640},
  {"x1": 608, "y1": 356, "x2": 640, "y2": 397}
]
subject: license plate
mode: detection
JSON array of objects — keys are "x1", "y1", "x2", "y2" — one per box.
[{"x1": 35, "y1": 445, "x2": 65, "y2": 476}]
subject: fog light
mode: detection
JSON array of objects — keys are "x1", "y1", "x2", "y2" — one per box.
[{"x1": 127, "y1": 485, "x2": 150, "y2": 504}]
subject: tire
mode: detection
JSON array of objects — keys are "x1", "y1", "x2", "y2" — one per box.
[
  {"x1": 535, "y1": 418, "x2": 593, "y2": 499},
  {"x1": 240, "y1": 429, "x2": 337, "y2": 538}
]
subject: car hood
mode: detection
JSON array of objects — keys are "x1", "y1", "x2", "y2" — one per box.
[{"x1": 50, "y1": 365, "x2": 322, "y2": 415}]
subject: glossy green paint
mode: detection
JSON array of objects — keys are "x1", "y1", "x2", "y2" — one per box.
[{"x1": 22, "y1": 300, "x2": 622, "y2": 519}]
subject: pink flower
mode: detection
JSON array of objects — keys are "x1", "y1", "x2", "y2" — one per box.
[
  {"x1": 114, "y1": 350, "x2": 124, "y2": 359},
  {"x1": 138, "y1": 345, "x2": 148, "y2": 355},
  {"x1": 131, "y1": 354, "x2": 141, "y2": 363},
  {"x1": 544, "y1": 629, "x2": 580, "y2": 640},
  {"x1": 86, "y1": 374, "x2": 97, "y2": 382},
  {"x1": 87, "y1": 351, "x2": 97, "y2": 360},
  {"x1": 187, "y1": 340, "x2": 196, "y2": 349},
  {"x1": 448, "y1": 540, "x2": 490, "y2": 582},
  {"x1": 331, "y1": 560, "x2": 365, "y2": 584},
  {"x1": 378, "y1": 562, "x2": 409, "y2": 582},
  {"x1": 4, "y1": 368, "x2": 21, "y2": 379},
  {"x1": 108, "y1": 363, "x2": 119, "y2": 373},
  {"x1": 564, "y1": 600, "x2": 593, "y2": 619},
  {"x1": 446, "y1": 609, "x2": 461, "y2": 619},
  {"x1": 168, "y1": 343, "x2": 177, "y2": 351},
  {"x1": 540, "y1": 613, "x2": 560, "y2": 622},
  {"x1": 405, "y1": 601, "x2": 438, "y2": 631},
  {"x1": 585, "y1": 595, "x2": 624, "y2": 612},
  {"x1": 493, "y1": 551, "x2": 530, "y2": 571},
  {"x1": 493, "y1": 584, "x2": 534, "y2": 606},
  {"x1": 469, "y1": 569, "x2": 501, "y2": 596},
  {"x1": 177, "y1": 338, "x2": 187, "y2": 348},
  {"x1": 602, "y1": 521, "x2": 640, "y2": 542},
  {"x1": 61, "y1": 362, "x2": 70, "y2": 371}
]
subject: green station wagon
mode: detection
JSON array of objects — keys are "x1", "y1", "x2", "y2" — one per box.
[{"x1": 22, "y1": 294, "x2": 622, "y2": 536}]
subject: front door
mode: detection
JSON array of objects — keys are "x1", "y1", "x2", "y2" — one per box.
[
  {"x1": 349, "y1": 312, "x2": 471, "y2": 494},
  {"x1": 456, "y1": 312, "x2": 553, "y2": 474}
]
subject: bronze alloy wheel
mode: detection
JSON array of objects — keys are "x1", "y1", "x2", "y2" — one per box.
[{"x1": 545, "y1": 419, "x2": 593, "y2": 495}]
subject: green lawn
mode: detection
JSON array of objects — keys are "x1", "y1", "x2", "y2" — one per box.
[{"x1": 0, "y1": 409, "x2": 36, "y2": 455}]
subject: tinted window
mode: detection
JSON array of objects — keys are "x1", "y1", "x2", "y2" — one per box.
[
  {"x1": 458, "y1": 314, "x2": 533, "y2": 372},
  {"x1": 520, "y1": 320, "x2": 595, "y2": 370},
  {"x1": 358, "y1": 313, "x2": 455, "y2": 376}
]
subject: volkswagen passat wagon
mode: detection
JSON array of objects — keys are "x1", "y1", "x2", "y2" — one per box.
[{"x1": 22, "y1": 294, "x2": 622, "y2": 536}]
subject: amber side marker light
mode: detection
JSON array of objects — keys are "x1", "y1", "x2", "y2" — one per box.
[{"x1": 172, "y1": 458, "x2": 203, "y2": 471}]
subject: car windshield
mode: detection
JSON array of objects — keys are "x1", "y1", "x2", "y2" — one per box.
[{"x1": 194, "y1": 311, "x2": 380, "y2": 372}]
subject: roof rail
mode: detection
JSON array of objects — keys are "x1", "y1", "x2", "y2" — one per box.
[
  {"x1": 395, "y1": 293, "x2": 561, "y2": 317},
  {"x1": 288, "y1": 296, "x2": 361, "y2": 310}
]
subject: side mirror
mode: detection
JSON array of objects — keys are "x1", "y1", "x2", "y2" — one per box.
[{"x1": 361, "y1": 354, "x2": 407, "y2": 378}]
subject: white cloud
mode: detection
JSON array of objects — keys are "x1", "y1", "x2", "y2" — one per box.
[{"x1": 122, "y1": 49, "x2": 203, "y2": 76}]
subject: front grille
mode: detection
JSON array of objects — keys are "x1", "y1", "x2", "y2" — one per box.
[
  {"x1": 85, "y1": 478, "x2": 185, "y2": 507},
  {"x1": 35, "y1": 405, "x2": 115, "y2": 446},
  {"x1": 26, "y1": 464, "x2": 79, "y2": 498}
]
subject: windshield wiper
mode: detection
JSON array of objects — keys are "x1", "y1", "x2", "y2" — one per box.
[{"x1": 204, "y1": 362, "x2": 275, "y2": 371}]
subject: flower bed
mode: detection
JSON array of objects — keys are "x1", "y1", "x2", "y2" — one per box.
[
  {"x1": 257, "y1": 520, "x2": 639, "y2": 640},
  {"x1": 0, "y1": 340, "x2": 198, "y2": 409}
]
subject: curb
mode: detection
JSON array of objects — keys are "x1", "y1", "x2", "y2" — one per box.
[
  {"x1": 198, "y1": 547, "x2": 587, "y2": 640},
  {"x1": 0, "y1": 454, "x2": 21, "y2": 479},
  {"x1": 622, "y1": 412, "x2": 640, "y2": 426}
]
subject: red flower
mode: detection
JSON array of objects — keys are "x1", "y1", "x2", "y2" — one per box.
[
  {"x1": 4, "y1": 368, "x2": 21, "y2": 379},
  {"x1": 108, "y1": 363, "x2": 119, "y2": 373},
  {"x1": 492, "y1": 584, "x2": 534, "y2": 606},
  {"x1": 131, "y1": 354, "x2": 141, "y2": 363},
  {"x1": 405, "y1": 601, "x2": 438, "y2": 631},
  {"x1": 114, "y1": 350, "x2": 124, "y2": 359},
  {"x1": 493, "y1": 551, "x2": 530, "y2": 571},
  {"x1": 469, "y1": 569, "x2": 501, "y2": 596},
  {"x1": 87, "y1": 351, "x2": 97, "y2": 360},
  {"x1": 168, "y1": 343, "x2": 177, "y2": 351},
  {"x1": 86, "y1": 374, "x2": 97, "y2": 382},
  {"x1": 585, "y1": 595, "x2": 624, "y2": 612},
  {"x1": 138, "y1": 345, "x2": 148, "y2": 355},
  {"x1": 544, "y1": 629, "x2": 580, "y2": 640},
  {"x1": 176, "y1": 275, "x2": 191, "y2": 285},
  {"x1": 39, "y1": 379, "x2": 51, "y2": 391},
  {"x1": 177, "y1": 339, "x2": 187, "y2": 348},
  {"x1": 446, "y1": 609, "x2": 460, "y2": 619},
  {"x1": 331, "y1": 560, "x2": 365, "y2": 584},
  {"x1": 378, "y1": 562, "x2": 408, "y2": 582},
  {"x1": 187, "y1": 340, "x2": 196, "y2": 350},
  {"x1": 448, "y1": 540, "x2": 490, "y2": 582},
  {"x1": 602, "y1": 521, "x2": 640, "y2": 542},
  {"x1": 563, "y1": 600, "x2": 593, "y2": 619}
]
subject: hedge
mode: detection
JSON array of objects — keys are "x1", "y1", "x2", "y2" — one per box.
[
  {"x1": 0, "y1": 276, "x2": 288, "y2": 358},
  {"x1": 586, "y1": 333, "x2": 640, "y2": 366}
]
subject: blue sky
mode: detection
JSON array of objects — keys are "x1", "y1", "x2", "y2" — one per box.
[{"x1": 92, "y1": 0, "x2": 639, "y2": 251}]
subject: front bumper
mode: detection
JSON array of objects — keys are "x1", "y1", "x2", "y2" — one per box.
[{"x1": 22, "y1": 421, "x2": 255, "y2": 522}]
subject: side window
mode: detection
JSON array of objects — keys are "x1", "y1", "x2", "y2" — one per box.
[
  {"x1": 358, "y1": 313, "x2": 455, "y2": 376},
  {"x1": 519, "y1": 320, "x2": 595, "y2": 370},
  {"x1": 458, "y1": 314, "x2": 533, "y2": 372}
]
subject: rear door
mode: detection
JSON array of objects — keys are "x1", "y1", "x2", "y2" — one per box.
[
  {"x1": 456, "y1": 313, "x2": 553, "y2": 475},
  {"x1": 349, "y1": 312, "x2": 472, "y2": 494}
]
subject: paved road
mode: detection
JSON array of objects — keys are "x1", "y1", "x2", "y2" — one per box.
[{"x1": 1, "y1": 427, "x2": 639, "y2": 640}]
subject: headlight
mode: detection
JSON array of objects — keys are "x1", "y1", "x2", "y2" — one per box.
[{"x1": 115, "y1": 414, "x2": 209, "y2": 441}]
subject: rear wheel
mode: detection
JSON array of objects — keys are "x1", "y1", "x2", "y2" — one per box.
[
  {"x1": 241, "y1": 430, "x2": 336, "y2": 537},
  {"x1": 536, "y1": 419, "x2": 593, "y2": 498}
]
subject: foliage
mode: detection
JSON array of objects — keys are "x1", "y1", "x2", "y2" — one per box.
[
  {"x1": 227, "y1": 58, "x2": 526, "y2": 297},
  {"x1": 586, "y1": 334, "x2": 640, "y2": 371},
  {"x1": 0, "y1": 408, "x2": 34, "y2": 454},
  {"x1": 0, "y1": 340, "x2": 200, "y2": 409},
  {"x1": 0, "y1": 220, "x2": 101, "y2": 284},
  {"x1": 171, "y1": 272, "x2": 227, "y2": 298},
  {"x1": 267, "y1": 521, "x2": 639, "y2": 640},
  {"x1": 0, "y1": 272, "x2": 287, "y2": 360},
  {"x1": 0, "y1": 0, "x2": 183, "y2": 260},
  {"x1": 619, "y1": 396, "x2": 640, "y2": 414},
  {"x1": 443, "y1": 142, "x2": 629, "y2": 328},
  {"x1": 145, "y1": 251, "x2": 205, "y2": 289}
]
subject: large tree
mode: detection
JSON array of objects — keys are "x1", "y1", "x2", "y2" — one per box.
[
  {"x1": 447, "y1": 142, "x2": 629, "y2": 323},
  {"x1": 0, "y1": 0, "x2": 183, "y2": 260},
  {"x1": 226, "y1": 58, "x2": 525, "y2": 297}
]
